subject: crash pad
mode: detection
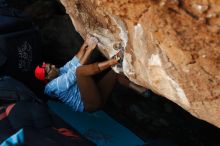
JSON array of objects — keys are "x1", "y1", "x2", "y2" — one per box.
[{"x1": 48, "y1": 100, "x2": 145, "y2": 146}]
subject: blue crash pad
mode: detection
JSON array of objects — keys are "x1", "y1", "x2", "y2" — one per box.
[{"x1": 48, "y1": 101, "x2": 145, "y2": 146}]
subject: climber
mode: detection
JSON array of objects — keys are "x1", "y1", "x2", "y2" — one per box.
[{"x1": 34, "y1": 35, "x2": 124, "y2": 112}]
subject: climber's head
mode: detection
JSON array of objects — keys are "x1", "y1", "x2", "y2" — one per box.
[{"x1": 34, "y1": 62, "x2": 59, "y2": 82}]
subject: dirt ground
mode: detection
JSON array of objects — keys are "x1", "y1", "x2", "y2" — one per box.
[{"x1": 105, "y1": 84, "x2": 220, "y2": 146}]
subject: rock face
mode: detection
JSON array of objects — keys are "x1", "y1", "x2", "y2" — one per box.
[{"x1": 60, "y1": 0, "x2": 220, "y2": 127}]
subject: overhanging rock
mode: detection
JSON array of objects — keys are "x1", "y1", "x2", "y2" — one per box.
[{"x1": 60, "y1": 0, "x2": 220, "y2": 127}]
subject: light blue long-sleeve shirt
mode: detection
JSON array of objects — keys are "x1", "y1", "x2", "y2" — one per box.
[{"x1": 44, "y1": 56, "x2": 84, "y2": 112}]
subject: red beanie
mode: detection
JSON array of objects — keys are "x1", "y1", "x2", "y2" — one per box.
[{"x1": 34, "y1": 63, "x2": 46, "y2": 81}]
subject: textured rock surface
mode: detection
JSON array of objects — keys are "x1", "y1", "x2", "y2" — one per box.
[{"x1": 60, "y1": 0, "x2": 220, "y2": 127}]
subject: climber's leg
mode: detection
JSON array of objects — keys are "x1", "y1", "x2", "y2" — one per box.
[{"x1": 76, "y1": 59, "x2": 118, "y2": 112}]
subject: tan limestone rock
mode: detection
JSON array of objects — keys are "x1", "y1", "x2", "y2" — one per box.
[{"x1": 60, "y1": 0, "x2": 220, "y2": 127}]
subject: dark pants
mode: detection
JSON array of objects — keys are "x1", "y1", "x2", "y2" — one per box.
[{"x1": 76, "y1": 63, "x2": 117, "y2": 112}]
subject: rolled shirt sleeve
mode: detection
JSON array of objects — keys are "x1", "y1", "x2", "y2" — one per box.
[
  {"x1": 59, "y1": 56, "x2": 80, "y2": 74},
  {"x1": 44, "y1": 57, "x2": 84, "y2": 112}
]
